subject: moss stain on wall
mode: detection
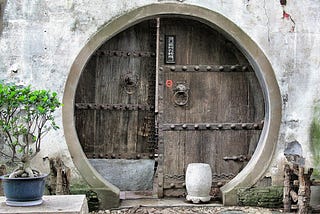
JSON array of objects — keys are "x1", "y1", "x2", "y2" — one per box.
[
  {"x1": 237, "y1": 186, "x2": 283, "y2": 208},
  {"x1": 310, "y1": 103, "x2": 320, "y2": 179}
]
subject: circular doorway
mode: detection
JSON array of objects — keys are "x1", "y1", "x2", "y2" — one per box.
[{"x1": 63, "y1": 3, "x2": 281, "y2": 208}]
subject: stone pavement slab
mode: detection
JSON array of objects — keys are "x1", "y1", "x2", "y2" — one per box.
[{"x1": 0, "y1": 195, "x2": 88, "y2": 214}]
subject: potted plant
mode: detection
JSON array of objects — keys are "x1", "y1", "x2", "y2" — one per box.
[{"x1": 0, "y1": 82, "x2": 62, "y2": 206}]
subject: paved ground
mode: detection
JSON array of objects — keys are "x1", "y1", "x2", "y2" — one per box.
[
  {"x1": 90, "y1": 206, "x2": 285, "y2": 214},
  {"x1": 90, "y1": 199, "x2": 287, "y2": 214}
]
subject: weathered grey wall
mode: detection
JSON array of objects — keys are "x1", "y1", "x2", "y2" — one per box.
[{"x1": 0, "y1": 0, "x2": 319, "y2": 185}]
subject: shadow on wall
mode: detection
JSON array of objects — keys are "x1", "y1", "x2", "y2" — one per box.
[{"x1": 0, "y1": 0, "x2": 7, "y2": 35}]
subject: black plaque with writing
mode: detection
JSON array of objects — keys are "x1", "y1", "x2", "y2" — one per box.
[{"x1": 165, "y1": 35, "x2": 176, "y2": 64}]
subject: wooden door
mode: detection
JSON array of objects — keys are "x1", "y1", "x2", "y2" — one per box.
[
  {"x1": 75, "y1": 17, "x2": 264, "y2": 198},
  {"x1": 75, "y1": 20, "x2": 157, "y2": 162},
  {"x1": 156, "y1": 18, "x2": 265, "y2": 197}
]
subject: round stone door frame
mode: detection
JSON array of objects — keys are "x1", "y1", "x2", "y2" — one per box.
[{"x1": 63, "y1": 3, "x2": 281, "y2": 208}]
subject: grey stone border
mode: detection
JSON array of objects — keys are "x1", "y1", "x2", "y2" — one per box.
[{"x1": 62, "y1": 3, "x2": 282, "y2": 208}]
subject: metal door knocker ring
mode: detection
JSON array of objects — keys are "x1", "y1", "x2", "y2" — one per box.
[
  {"x1": 122, "y1": 72, "x2": 138, "y2": 94},
  {"x1": 173, "y1": 83, "x2": 189, "y2": 106}
]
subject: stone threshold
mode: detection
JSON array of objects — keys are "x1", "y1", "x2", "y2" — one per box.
[{"x1": 118, "y1": 198, "x2": 223, "y2": 209}]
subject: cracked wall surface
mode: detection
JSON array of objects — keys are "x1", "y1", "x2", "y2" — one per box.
[{"x1": 0, "y1": 0, "x2": 319, "y2": 187}]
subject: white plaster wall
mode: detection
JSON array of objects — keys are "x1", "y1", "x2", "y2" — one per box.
[{"x1": 0, "y1": 0, "x2": 319, "y2": 184}]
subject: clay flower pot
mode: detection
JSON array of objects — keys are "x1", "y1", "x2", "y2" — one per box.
[{"x1": 185, "y1": 163, "x2": 212, "y2": 203}]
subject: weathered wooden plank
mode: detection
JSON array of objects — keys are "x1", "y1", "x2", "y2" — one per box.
[
  {"x1": 162, "y1": 64, "x2": 252, "y2": 72},
  {"x1": 75, "y1": 103, "x2": 154, "y2": 111},
  {"x1": 159, "y1": 123, "x2": 264, "y2": 131},
  {"x1": 158, "y1": 17, "x2": 265, "y2": 197},
  {"x1": 86, "y1": 152, "x2": 155, "y2": 159},
  {"x1": 76, "y1": 20, "x2": 157, "y2": 160},
  {"x1": 75, "y1": 56, "x2": 96, "y2": 154},
  {"x1": 93, "y1": 50, "x2": 156, "y2": 57}
]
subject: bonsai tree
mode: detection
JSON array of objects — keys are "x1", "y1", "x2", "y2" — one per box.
[{"x1": 0, "y1": 82, "x2": 62, "y2": 178}]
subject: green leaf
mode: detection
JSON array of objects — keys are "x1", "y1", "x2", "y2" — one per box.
[{"x1": 0, "y1": 82, "x2": 62, "y2": 162}]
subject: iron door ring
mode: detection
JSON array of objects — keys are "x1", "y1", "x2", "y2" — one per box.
[{"x1": 173, "y1": 90, "x2": 189, "y2": 106}]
